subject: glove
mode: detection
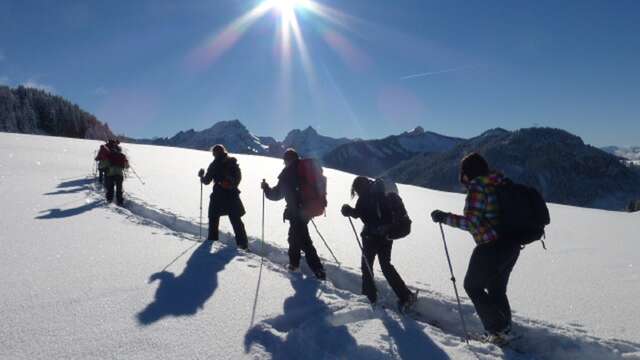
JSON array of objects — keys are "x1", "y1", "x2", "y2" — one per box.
[
  {"x1": 430, "y1": 210, "x2": 448, "y2": 223},
  {"x1": 198, "y1": 168, "x2": 205, "y2": 178},
  {"x1": 341, "y1": 204, "x2": 354, "y2": 217},
  {"x1": 261, "y1": 180, "x2": 269, "y2": 191}
]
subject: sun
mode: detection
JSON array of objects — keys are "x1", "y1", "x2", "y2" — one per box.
[{"x1": 268, "y1": 0, "x2": 310, "y2": 13}]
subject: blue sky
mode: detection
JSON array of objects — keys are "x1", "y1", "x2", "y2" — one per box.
[{"x1": 1, "y1": 0, "x2": 639, "y2": 146}]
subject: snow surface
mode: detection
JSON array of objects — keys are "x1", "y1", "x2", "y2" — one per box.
[{"x1": 1, "y1": 132, "x2": 639, "y2": 359}]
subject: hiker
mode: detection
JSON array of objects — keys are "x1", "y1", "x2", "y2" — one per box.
[
  {"x1": 430, "y1": 153, "x2": 520, "y2": 343},
  {"x1": 95, "y1": 141, "x2": 111, "y2": 184},
  {"x1": 198, "y1": 144, "x2": 249, "y2": 250},
  {"x1": 341, "y1": 176, "x2": 416, "y2": 311},
  {"x1": 105, "y1": 140, "x2": 128, "y2": 206},
  {"x1": 261, "y1": 148, "x2": 326, "y2": 280}
]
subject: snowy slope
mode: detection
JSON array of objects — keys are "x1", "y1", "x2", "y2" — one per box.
[{"x1": 1, "y1": 133, "x2": 639, "y2": 359}]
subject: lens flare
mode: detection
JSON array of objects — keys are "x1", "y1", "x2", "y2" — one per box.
[
  {"x1": 268, "y1": 0, "x2": 311, "y2": 13},
  {"x1": 186, "y1": 0, "x2": 369, "y2": 87}
]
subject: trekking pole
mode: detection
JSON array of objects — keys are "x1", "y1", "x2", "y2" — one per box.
[
  {"x1": 311, "y1": 219, "x2": 340, "y2": 266},
  {"x1": 199, "y1": 180, "x2": 203, "y2": 240},
  {"x1": 250, "y1": 188, "x2": 267, "y2": 327},
  {"x1": 92, "y1": 150, "x2": 98, "y2": 180},
  {"x1": 348, "y1": 217, "x2": 375, "y2": 289},
  {"x1": 128, "y1": 165, "x2": 146, "y2": 185},
  {"x1": 438, "y1": 223, "x2": 470, "y2": 344},
  {"x1": 261, "y1": 187, "x2": 266, "y2": 254}
]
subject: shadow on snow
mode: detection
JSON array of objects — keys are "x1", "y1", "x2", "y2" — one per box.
[
  {"x1": 136, "y1": 240, "x2": 235, "y2": 325},
  {"x1": 244, "y1": 275, "x2": 397, "y2": 360},
  {"x1": 36, "y1": 199, "x2": 104, "y2": 219},
  {"x1": 76, "y1": 174, "x2": 640, "y2": 359}
]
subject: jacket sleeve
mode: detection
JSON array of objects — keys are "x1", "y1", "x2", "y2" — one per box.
[
  {"x1": 227, "y1": 159, "x2": 241, "y2": 187},
  {"x1": 350, "y1": 198, "x2": 363, "y2": 219},
  {"x1": 444, "y1": 183, "x2": 495, "y2": 244},
  {"x1": 445, "y1": 184, "x2": 486, "y2": 233},
  {"x1": 201, "y1": 163, "x2": 214, "y2": 185},
  {"x1": 264, "y1": 178, "x2": 285, "y2": 201}
]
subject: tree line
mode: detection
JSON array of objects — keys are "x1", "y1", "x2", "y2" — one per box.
[{"x1": 0, "y1": 85, "x2": 113, "y2": 140}]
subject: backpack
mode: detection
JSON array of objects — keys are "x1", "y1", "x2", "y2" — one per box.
[
  {"x1": 109, "y1": 152, "x2": 128, "y2": 168},
  {"x1": 495, "y1": 178, "x2": 550, "y2": 247},
  {"x1": 373, "y1": 178, "x2": 412, "y2": 240},
  {"x1": 297, "y1": 159, "x2": 328, "y2": 218}
]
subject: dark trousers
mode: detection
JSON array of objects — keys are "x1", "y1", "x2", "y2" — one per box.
[
  {"x1": 208, "y1": 214, "x2": 248, "y2": 248},
  {"x1": 105, "y1": 175, "x2": 124, "y2": 205},
  {"x1": 361, "y1": 236, "x2": 411, "y2": 304},
  {"x1": 464, "y1": 242, "x2": 520, "y2": 334},
  {"x1": 287, "y1": 218, "x2": 324, "y2": 273}
]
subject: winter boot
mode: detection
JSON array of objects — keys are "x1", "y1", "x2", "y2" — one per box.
[
  {"x1": 398, "y1": 291, "x2": 418, "y2": 313},
  {"x1": 314, "y1": 269, "x2": 326, "y2": 281}
]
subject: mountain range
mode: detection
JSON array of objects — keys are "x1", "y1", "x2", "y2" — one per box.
[
  {"x1": 385, "y1": 128, "x2": 640, "y2": 211},
  {"x1": 134, "y1": 120, "x2": 640, "y2": 211},
  {"x1": 1, "y1": 86, "x2": 637, "y2": 211}
]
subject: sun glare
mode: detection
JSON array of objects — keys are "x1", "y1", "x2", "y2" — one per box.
[
  {"x1": 268, "y1": 0, "x2": 310, "y2": 13},
  {"x1": 189, "y1": 0, "x2": 364, "y2": 80}
]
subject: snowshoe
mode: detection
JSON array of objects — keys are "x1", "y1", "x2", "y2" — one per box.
[
  {"x1": 477, "y1": 326, "x2": 521, "y2": 347},
  {"x1": 398, "y1": 290, "x2": 418, "y2": 313},
  {"x1": 314, "y1": 269, "x2": 327, "y2": 281}
]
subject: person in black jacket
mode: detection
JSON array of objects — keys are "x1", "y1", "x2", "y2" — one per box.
[
  {"x1": 261, "y1": 148, "x2": 326, "y2": 280},
  {"x1": 341, "y1": 176, "x2": 416, "y2": 311},
  {"x1": 198, "y1": 144, "x2": 248, "y2": 250}
]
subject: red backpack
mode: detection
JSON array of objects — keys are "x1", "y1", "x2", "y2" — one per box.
[
  {"x1": 109, "y1": 152, "x2": 128, "y2": 168},
  {"x1": 297, "y1": 159, "x2": 327, "y2": 218}
]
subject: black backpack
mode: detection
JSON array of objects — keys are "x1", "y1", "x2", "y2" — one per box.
[
  {"x1": 386, "y1": 193, "x2": 412, "y2": 240},
  {"x1": 495, "y1": 179, "x2": 550, "y2": 247},
  {"x1": 373, "y1": 179, "x2": 412, "y2": 240}
]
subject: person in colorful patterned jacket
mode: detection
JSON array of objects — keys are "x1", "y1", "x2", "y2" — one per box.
[
  {"x1": 105, "y1": 142, "x2": 128, "y2": 206},
  {"x1": 430, "y1": 153, "x2": 521, "y2": 344}
]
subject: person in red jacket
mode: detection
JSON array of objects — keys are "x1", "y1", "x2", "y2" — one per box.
[
  {"x1": 94, "y1": 142, "x2": 111, "y2": 184},
  {"x1": 105, "y1": 141, "x2": 128, "y2": 206},
  {"x1": 261, "y1": 149, "x2": 326, "y2": 280}
]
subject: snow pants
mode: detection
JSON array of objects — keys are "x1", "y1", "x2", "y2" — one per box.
[
  {"x1": 287, "y1": 218, "x2": 324, "y2": 273},
  {"x1": 464, "y1": 242, "x2": 520, "y2": 334},
  {"x1": 105, "y1": 175, "x2": 124, "y2": 205},
  {"x1": 361, "y1": 235, "x2": 412, "y2": 304},
  {"x1": 208, "y1": 214, "x2": 248, "y2": 248}
]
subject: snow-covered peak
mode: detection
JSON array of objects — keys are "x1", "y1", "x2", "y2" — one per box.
[
  {"x1": 202, "y1": 119, "x2": 248, "y2": 135},
  {"x1": 147, "y1": 119, "x2": 269, "y2": 154},
  {"x1": 282, "y1": 126, "x2": 351, "y2": 159},
  {"x1": 404, "y1": 126, "x2": 425, "y2": 136}
]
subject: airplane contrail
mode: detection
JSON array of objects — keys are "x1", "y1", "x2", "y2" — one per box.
[{"x1": 401, "y1": 65, "x2": 478, "y2": 80}]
